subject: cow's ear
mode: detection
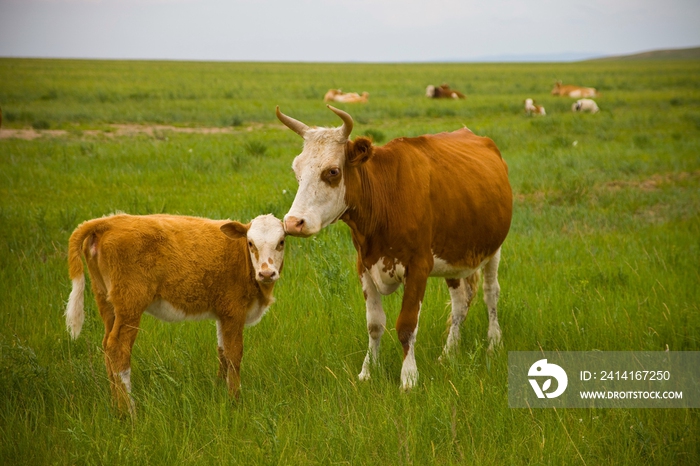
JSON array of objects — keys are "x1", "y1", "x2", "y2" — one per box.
[
  {"x1": 221, "y1": 221, "x2": 250, "y2": 239},
  {"x1": 346, "y1": 137, "x2": 374, "y2": 166}
]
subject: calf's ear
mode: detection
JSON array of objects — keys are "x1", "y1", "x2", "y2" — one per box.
[
  {"x1": 221, "y1": 221, "x2": 250, "y2": 239},
  {"x1": 346, "y1": 137, "x2": 374, "y2": 166}
]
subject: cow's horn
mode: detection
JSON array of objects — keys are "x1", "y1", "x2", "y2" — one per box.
[
  {"x1": 276, "y1": 106, "x2": 309, "y2": 138},
  {"x1": 327, "y1": 105, "x2": 353, "y2": 139}
]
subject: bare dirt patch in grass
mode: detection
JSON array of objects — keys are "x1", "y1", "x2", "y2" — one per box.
[
  {"x1": 603, "y1": 171, "x2": 700, "y2": 191},
  {"x1": 0, "y1": 123, "x2": 267, "y2": 140},
  {"x1": 0, "y1": 129, "x2": 68, "y2": 140},
  {"x1": 514, "y1": 191, "x2": 546, "y2": 204},
  {"x1": 514, "y1": 171, "x2": 700, "y2": 207}
]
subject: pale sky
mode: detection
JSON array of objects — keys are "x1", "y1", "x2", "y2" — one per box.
[{"x1": 0, "y1": 0, "x2": 698, "y2": 62}]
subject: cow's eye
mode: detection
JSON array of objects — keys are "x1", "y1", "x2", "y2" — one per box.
[
  {"x1": 248, "y1": 241, "x2": 254, "y2": 248},
  {"x1": 322, "y1": 167, "x2": 342, "y2": 186}
]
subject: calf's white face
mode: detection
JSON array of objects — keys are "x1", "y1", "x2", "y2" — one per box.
[
  {"x1": 286, "y1": 128, "x2": 348, "y2": 237},
  {"x1": 221, "y1": 214, "x2": 286, "y2": 283}
]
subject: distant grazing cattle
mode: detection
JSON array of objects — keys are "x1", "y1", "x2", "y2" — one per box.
[
  {"x1": 277, "y1": 105, "x2": 512, "y2": 391},
  {"x1": 524, "y1": 98, "x2": 546, "y2": 116},
  {"x1": 551, "y1": 81, "x2": 597, "y2": 98},
  {"x1": 426, "y1": 83, "x2": 466, "y2": 99},
  {"x1": 572, "y1": 98, "x2": 600, "y2": 113},
  {"x1": 324, "y1": 89, "x2": 370, "y2": 103},
  {"x1": 324, "y1": 89, "x2": 342, "y2": 102},
  {"x1": 65, "y1": 213, "x2": 286, "y2": 416}
]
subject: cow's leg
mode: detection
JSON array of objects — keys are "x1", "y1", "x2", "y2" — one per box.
[
  {"x1": 217, "y1": 315, "x2": 245, "y2": 398},
  {"x1": 396, "y1": 262, "x2": 430, "y2": 391},
  {"x1": 104, "y1": 310, "x2": 142, "y2": 418},
  {"x1": 441, "y1": 271, "x2": 479, "y2": 358},
  {"x1": 482, "y1": 248, "x2": 503, "y2": 352},
  {"x1": 358, "y1": 270, "x2": 386, "y2": 381}
]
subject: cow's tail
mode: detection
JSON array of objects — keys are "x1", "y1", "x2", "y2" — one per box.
[{"x1": 65, "y1": 218, "x2": 106, "y2": 339}]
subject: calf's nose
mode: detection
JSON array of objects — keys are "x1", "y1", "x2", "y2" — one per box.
[{"x1": 258, "y1": 269, "x2": 277, "y2": 281}]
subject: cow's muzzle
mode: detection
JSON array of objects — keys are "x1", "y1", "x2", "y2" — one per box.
[{"x1": 283, "y1": 216, "x2": 313, "y2": 237}]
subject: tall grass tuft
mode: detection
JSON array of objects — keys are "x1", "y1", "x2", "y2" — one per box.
[{"x1": 244, "y1": 140, "x2": 268, "y2": 157}]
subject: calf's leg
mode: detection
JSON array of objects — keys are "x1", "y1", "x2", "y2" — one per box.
[
  {"x1": 104, "y1": 312, "x2": 142, "y2": 418},
  {"x1": 217, "y1": 316, "x2": 245, "y2": 398},
  {"x1": 94, "y1": 292, "x2": 118, "y2": 390},
  {"x1": 216, "y1": 320, "x2": 227, "y2": 379}
]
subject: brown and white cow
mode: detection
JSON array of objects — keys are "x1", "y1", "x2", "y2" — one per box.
[
  {"x1": 572, "y1": 98, "x2": 600, "y2": 113},
  {"x1": 65, "y1": 213, "x2": 286, "y2": 416},
  {"x1": 551, "y1": 81, "x2": 597, "y2": 98},
  {"x1": 524, "y1": 98, "x2": 546, "y2": 116},
  {"x1": 277, "y1": 105, "x2": 512, "y2": 390},
  {"x1": 426, "y1": 83, "x2": 466, "y2": 99}
]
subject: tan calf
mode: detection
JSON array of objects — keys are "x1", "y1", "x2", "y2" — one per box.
[
  {"x1": 324, "y1": 89, "x2": 369, "y2": 103},
  {"x1": 65, "y1": 213, "x2": 285, "y2": 416},
  {"x1": 551, "y1": 81, "x2": 597, "y2": 98}
]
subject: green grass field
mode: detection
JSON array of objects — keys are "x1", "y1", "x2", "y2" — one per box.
[{"x1": 1, "y1": 58, "x2": 699, "y2": 465}]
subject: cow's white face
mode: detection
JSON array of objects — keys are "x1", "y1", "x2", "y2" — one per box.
[
  {"x1": 221, "y1": 214, "x2": 286, "y2": 283},
  {"x1": 285, "y1": 128, "x2": 348, "y2": 237}
]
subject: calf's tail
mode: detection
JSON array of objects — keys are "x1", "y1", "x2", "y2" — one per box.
[{"x1": 65, "y1": 218, "x2": 104, "y2": 339}]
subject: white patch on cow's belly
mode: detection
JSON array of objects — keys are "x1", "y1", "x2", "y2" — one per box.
[
  {"x1": 430, "y1": 255, "x2": 487, "y2": 279},
  {"x1": 367, "y1": 255, "x2": 488, "y2": 290},
  {"x1": 145, "y1": 299, "x2": 215, "y2": 322},
  {"x1": 368, "y1": 257, "x2": 404, "y2": 295}
]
